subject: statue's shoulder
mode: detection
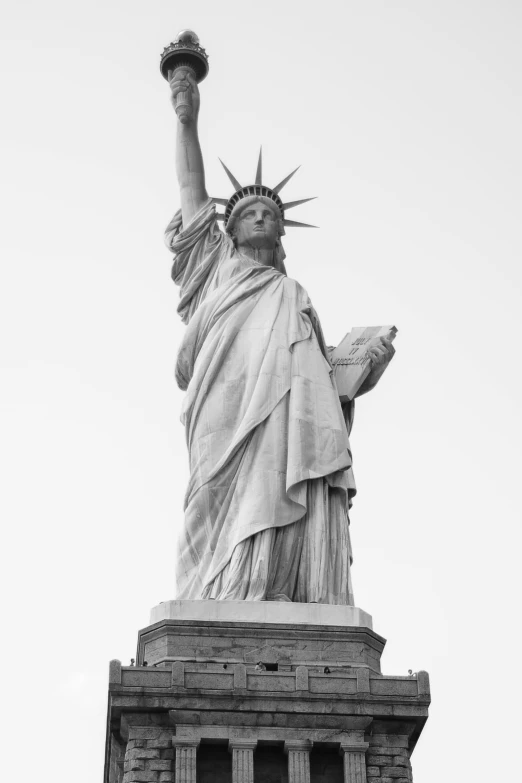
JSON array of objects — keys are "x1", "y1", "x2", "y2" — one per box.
[
  {"x1": 166, "y1": 200, "x2": 230, "y2": 257},
  {"x1": 282, "y1": 274, "x2": 312, "y2": 303}
]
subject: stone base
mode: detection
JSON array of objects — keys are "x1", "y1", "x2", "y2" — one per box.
[
  {"x1": 150, "y1": 599, "x2": 373, "y2": 629},
  {"x1": 105, "y1": 601, "x2": 430, "y2": 783},
  {"x1": 141, "y1": 599, "x2": 380, "y2": 673}
]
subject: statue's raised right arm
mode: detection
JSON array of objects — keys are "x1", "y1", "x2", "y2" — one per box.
[{"x1": 169, "y1": 69, "x2": 208, "y2": 226}]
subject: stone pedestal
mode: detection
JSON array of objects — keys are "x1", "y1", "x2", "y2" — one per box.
[{"x1": 104, "y1": 600, "x2": 430, "y2": 783}]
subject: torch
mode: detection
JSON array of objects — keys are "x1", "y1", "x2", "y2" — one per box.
[{"x1": 160, "y1": 30, "x2": 209, "y2": 124}]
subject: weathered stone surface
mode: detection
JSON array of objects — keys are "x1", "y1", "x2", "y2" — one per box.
[
  {"x1": 249, "y1": 672, "x2": 295, "y2": 691},
  {"x1": 368, "y1": 754, "x2": 393, "y2": 765},
  {"x1": 417, "y1": 670, "x2": 430, "y2": 696},
  {"x1": 129, "y1": 728, "x2": 163, "y2": 741},
  {"x1": 370, "y1": 746, "x2": 408, "y2": 756},
  {"x1": 381, "y1": 767, "x2": 411, "y2": 778},
  {"x1": 128, "y1": 749, "x2": 160, "y2": 760},
  {"x1": 123, "y1": 669, "x2": 171, "y2": 688},
  {"x1": 370, "y1": 733, "x2": 410, "y2": 749},
  {"x1": 123, "y1": 772, "x2": 159, "y2": 783},
  {"x1": 125, "y1": 759, "x2": 145, "y2": 772},
  {"x1": 366, "y1": 766, "x2": 381, "y2": 776},
  {"x1": 309, "y1": 674, "x2": 357, "y2": 694},
  {"x1": 138, "y1": 618, "x2": 385, "y2": 672},
  {"x1": 393, "y1": 756, "x2": 410, "y2": 767},
  {"x1": 158, "y1": 774, "x2": 174, "y2": 783},
  {"x1": 185, "y1": 671, "x2": 234, "y2": 689},
  {"x1": 370, "y1": 679, "x2": 418, "y2": 697},
  {"x1": 147, "y1": 740, "x2": 172, "y2": 749},
  {"x1": 356, "y1": 667, "x2": 370, "y2": 693},
  {"x1": 148, "y1": 761, "x2": 172, "y2": 771},
  {"x1": 172, "y1": 660, "x2": 185, "y2": 687},
  {"x1": 109, "y1": 659, "x2": 122, "y2": 685},
  {"x1": 233, "y1": 663, "x2": 247, "y2": 689},
  {"x1": 295, "y1": 665, "x2": 309, "y2": 691}
]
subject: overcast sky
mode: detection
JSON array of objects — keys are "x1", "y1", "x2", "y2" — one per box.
[{"x1": 1, "y1": 1, "x2": 521, "y2": 780}]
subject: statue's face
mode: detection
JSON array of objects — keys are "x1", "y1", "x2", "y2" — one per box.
[{"x1": 234, "y1": 201, "x2": 280, "y2": 249}]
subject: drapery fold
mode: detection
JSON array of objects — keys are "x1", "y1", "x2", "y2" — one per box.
[{"x1": 167, "y1": 200, "x2": 356, "y2": 602}]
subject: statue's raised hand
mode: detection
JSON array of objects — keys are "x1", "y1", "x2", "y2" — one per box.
[{"x1": 169, "y1": 69, "x2": 200, "y2": 124}]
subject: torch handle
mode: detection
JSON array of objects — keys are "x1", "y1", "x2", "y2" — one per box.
[{"x1": 172, "y1": 65, "x2": 196, "y2": 125}]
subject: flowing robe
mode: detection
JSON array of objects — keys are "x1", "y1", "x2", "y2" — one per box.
[{"x1": 166, "y1": 200, "x2": 356, "y2": 604}]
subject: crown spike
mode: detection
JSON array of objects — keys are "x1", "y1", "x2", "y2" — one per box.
[
  {"x1": 282, "y1": 197, "x2": 317, "y2": 211},
  {"x1": 283, "y1": 218, "x2": 318, "y2": 228},
  {"x1": 255, "y1": 147, "x2": 263, "y2": 185},
  {"x1": 219, "y1": 159, "x2": 243, "y2": 191},
  {"x1": 273, "y1": 166, "x2": 301, "y2": 195},
  {"x1": 212, "y1": 198, "x2": 229, "y2": 207},
  {"x1": 215, "y1": 212, "x2": 226, "y2": 221}
]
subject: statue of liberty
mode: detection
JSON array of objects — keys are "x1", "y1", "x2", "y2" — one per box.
[{"x1": 163, "y1": 44, "x2": 395, "y2": 605}]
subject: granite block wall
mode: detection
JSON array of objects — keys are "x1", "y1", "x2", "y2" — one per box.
[
  {"x1": 366, "y1": 734, "x2": 413, "y2": 783},
  {"x1": 122, "y1": 728, "x2": 174, "y2": 783}
]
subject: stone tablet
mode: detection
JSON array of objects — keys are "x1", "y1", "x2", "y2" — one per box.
[{"x1": 332, "y1": 326, "x2": 398, "y2": 402}]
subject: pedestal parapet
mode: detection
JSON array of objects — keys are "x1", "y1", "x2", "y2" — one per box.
[{"x1": 105, "y1": 601, "x2": 430, "y2": 783}]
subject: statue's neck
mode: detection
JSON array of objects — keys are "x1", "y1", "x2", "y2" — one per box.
[{"x1": 237, "y1": 243, "x2": 276, "y2": 268}]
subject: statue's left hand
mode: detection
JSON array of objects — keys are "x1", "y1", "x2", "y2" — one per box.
[{"x1": 362, "y1": 336, "x2": 396, "y2": 391}]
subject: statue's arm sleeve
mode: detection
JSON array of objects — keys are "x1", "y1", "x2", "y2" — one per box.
[{"x1": 165, "y1": 198, "x2": 232, "y2": 322}]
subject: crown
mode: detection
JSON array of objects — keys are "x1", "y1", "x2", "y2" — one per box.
[{"x1": 213, "y1": 149, "x2": 317, "y2": 229}]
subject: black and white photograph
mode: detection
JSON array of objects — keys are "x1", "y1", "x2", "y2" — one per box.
[{"x1": 1, "y1": 2, "x2": 520, "y2": 781}]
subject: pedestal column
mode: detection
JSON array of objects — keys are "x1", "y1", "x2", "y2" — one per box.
[
  {"x1": 340, "y1": 743, "x2": 369, "y2": 783},
  {"x1": 285, "y1": 740, "x2": 312, "y2": 783},
  {"x1": 229, "y1": 739, "x2": 257, "y2": 783},
  {"x1": 172, "y1": 739, "x2": 199, "y2": 783}
]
